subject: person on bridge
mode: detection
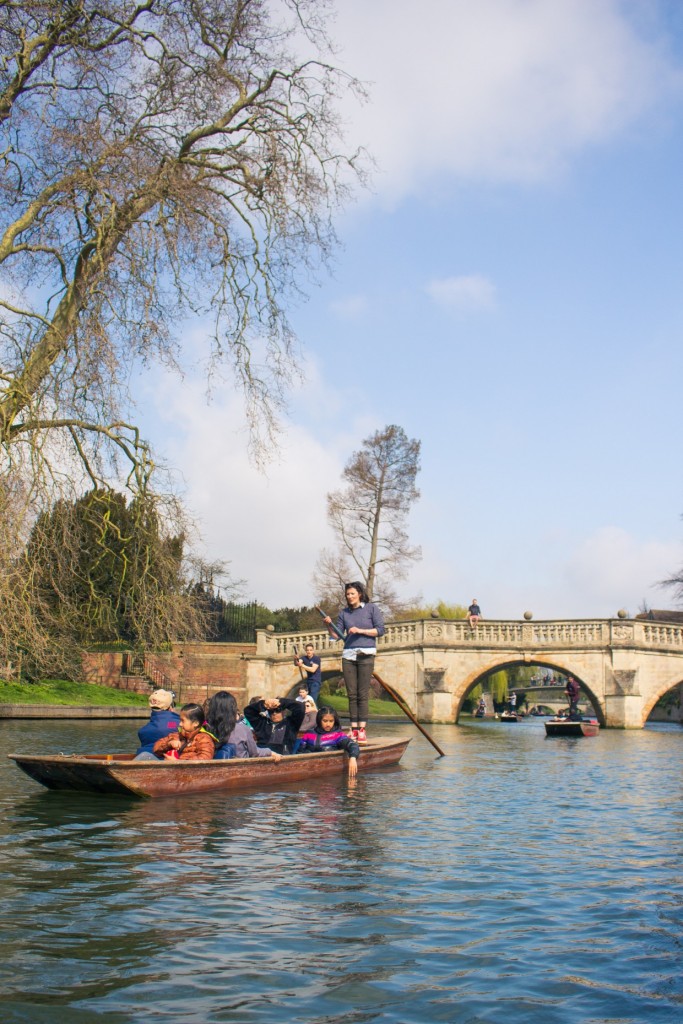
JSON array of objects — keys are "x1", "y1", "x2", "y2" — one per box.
[
  {"x1": 467, "y1": 600, "x2": 482, "y2": 627},
  {"x1": 565, "y1": 676, "x2": 580, "y2": 718},
  {"x1": 324, "y1": 581, "x2": 385, "y2": 746}
]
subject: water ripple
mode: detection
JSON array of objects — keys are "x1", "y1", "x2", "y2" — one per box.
[{"x1": 0, "y1": 719, "x2": 682, "y2": 1022}]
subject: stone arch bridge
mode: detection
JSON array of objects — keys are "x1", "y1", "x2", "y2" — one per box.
[{"x1": 247, "y1": 618, "x2": 683, "y2": 728}]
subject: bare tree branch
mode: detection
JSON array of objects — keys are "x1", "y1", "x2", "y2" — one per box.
[
  {"x1": 315, "y1": 425, "x2": 421, "y2": 610},
  {"x1": 0, "y1": 0, "x2": 365, "y2": 674}
]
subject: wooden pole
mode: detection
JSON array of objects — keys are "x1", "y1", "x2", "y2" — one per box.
[
  {"x1": 292, "y1": 644, "x2": 307, "y2": 683},
  {"x1": 372, "y1": 670, "x2": 446, "y2": 758}
]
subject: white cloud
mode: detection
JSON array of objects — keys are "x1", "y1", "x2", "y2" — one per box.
[
  {"x1": 145, "y1": 374, "x2": 338, "y2": 604},
  {"x1": 425, "y1": 274, "x2": 496, "y2": 311},
  {"x1": 561, "y1": 526, "x2": 681, "y2": 615},
  {"x1": 140, "y1": 356, "x2": 385, "y2": 608},
  {"x1": 333, "y1": 0, "x2": 681, "y2": 202},
  {"x1": 399, "y1": 525, "x2": 683, "y2": 621},
  {"x1": 329, "y1": 293, "x2": 369, "y2": 319}
]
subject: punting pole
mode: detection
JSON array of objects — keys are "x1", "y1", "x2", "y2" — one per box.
[{"x1": 292, "y1": 644, "x2": 306, "y2": 682}]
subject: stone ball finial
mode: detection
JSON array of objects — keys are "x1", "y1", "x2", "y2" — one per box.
[
  {"x1": 617, "y1": 608, "x2": 628, "y2": 619},
  {"x1": 523, "y1": 610, "x2": 533, "y2": 621},
  {"x1": 431, "y1": 610, "x2": 440, "y2": 618},
  {"x1": 266, "y1": 624, "x2": 275, "y2": 632}
]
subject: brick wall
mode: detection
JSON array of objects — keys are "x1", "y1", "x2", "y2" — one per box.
[
  {"x1": 81, "y1": 642, "x2": 256, "y2": 707},
  {"x1": 81, "y1": 651, "x2": 125, "y2": 687}
]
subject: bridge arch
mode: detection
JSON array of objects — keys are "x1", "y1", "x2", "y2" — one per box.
[
  {"x1": 641, "y1": 672, "x2": 683, "y2": 723},
  {"x1": 286, "y1": 667, "x2": 344, "y2": 701},
  {"x1": 454, "y1": 657, "x2": 605, "y2": 724}
]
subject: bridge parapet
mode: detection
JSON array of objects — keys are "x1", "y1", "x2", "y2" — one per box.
[
  {"x1": 404, "y1": 619, "x2": 612, "y2": 647},
  {"x1": 641, "y1": 622, "x2": 683, "y2": 649},
  {"x1": 254, "y1": 618, "x2": 680, "y2": 657},
  {"x1": 419, "y1": 618, "x2": 683, "y2": 649}
]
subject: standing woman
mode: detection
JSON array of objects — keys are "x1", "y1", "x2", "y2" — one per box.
[{"x1": 324, "y1": 582, "x2": 385, "y2": 744}]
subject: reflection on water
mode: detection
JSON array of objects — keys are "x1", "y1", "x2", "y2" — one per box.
[{"x1": 0, "y1": 717, "x2": 682, "y2": 1022}]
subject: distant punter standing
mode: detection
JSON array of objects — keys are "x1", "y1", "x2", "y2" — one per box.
[
  {"x1": 295, "y1": 643, "x2": 322, "y2": 704},
  {"x1": 324, "y1": 582, "x2": 385, "y2": 744},
  {"x1": 565, "y1": 675, "x2": 580, "y2": 717}
]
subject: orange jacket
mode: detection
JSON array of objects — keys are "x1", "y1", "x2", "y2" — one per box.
[{"x1": 153, "y1": 728, "x2": 216, "y2": 761}]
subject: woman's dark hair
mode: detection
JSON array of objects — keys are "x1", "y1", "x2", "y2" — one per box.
[
  {"x1": 205, "y1": 691, "x2": 238, "y2": 745},
  {"x1": 316, "y1": 706, "x2": 341, "y2": 731},
  {"x1": 180, "y1": 702, "x2": 205, "y2": 727},
  {"x1": 345, "y1": 581, "x2": 369, "y2": 603}
]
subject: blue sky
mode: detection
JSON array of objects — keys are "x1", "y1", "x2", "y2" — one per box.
[{"x1": 140, "y1": 0, "x2": 683, "y2": 618}]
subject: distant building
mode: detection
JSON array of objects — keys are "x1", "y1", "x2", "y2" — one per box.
[{"x1": 635, "y1": 609, "x2": 683, "y2": 624}]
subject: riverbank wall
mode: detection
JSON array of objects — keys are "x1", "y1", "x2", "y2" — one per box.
[{"x1": 0, "y1": 705, "x2": 149, "y2": 719}]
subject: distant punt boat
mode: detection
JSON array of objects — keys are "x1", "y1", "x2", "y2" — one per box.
[
  {"x1": 544, "y1": 717, "x2": 600, "y2": 738},
  {"x1": 499, "y1": 711, "x2": 519, "y2": 723},
  {"x1": 9, "y1": 737, "x2": 410, "y2": 799}
]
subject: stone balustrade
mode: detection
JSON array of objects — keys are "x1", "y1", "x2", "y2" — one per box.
[{"x1": 256, "y1": 618, "x2": 683, "y2": 658}]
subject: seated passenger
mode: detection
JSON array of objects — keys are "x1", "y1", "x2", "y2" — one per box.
[
  {"x1": 243, "y1": 696, "x2": 305, "y2": 755},
  {"x1": 153, "y1": 703, "x2": 216, "y2": 760},
  {"x1": 134, "y1": 689, "x2": 180, "y2": 758},
  {"x1": 205, "y1": 691, "x2": 281, "y2": 762},
  {"x1": 299, "y1": 694, "x2": 318, "y2": 733},
  {"x1": 297, "y1": 705, "x2": 359, "y2": 777}
]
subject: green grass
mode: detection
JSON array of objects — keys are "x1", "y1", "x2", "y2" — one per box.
[
  {"x1": 0, "y1": 681, "x2": 407, "y2": 714},
  {"x1": 321, "y1": 692, "x2": 405, "y2": 717},
  {"x1": 0, "y1": 679, "x2": 149, "y2": 707}
]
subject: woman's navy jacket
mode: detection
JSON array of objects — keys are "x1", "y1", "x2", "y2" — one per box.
[{"x1": 135, "y1": 709, "x2": 181, "y2": 755}]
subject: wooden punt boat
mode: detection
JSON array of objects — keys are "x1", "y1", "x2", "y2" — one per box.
[
  {"x1": 544, "y1": 717, "x2": 600, "y2": 738},
  {"x1": 8, "y1": 737, "x2": 410, "y2": 799},
  {"x1": 499, "y1": 711, "x2": 518, "y2": 723}
]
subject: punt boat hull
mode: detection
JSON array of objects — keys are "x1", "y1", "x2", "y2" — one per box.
[
  {"x1": 9, "y1": 737, "x2": 410, "y2": 799},
  {"x1": 544, "y1": 718, "x2": 599, "y2": 737}
]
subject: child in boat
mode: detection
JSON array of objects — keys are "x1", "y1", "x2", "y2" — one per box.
[
  {"x1": 205, "y1": 691, "x2": 282, "y2": 762},
  {"x1": 297, "y1": 705, "x2": 359, "y2": 777},
  {"x1": 153, "y1": 703, "x2": 216, "y2": 761},
  {"x1": 299, "y1": 694, "x2": 318, "y2": 733}
]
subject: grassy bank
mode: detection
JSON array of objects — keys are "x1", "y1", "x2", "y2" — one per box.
[
  {"x1": 0, "y1": 679, "x2": 149, "y2": 707},
  {"x1": 322, "y1": 693, "x2": 404, "y2": 717},
  {"x1": 0, "y1": 680, "x2": 407, "y2": 716}
]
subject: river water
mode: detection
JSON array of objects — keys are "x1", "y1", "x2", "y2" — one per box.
[{"x1": 0, "y1": 716, "x2": 681, "y2": 1024}]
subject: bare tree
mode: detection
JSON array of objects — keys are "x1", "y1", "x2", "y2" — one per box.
[
  {"x1": 315, "y1": 424, "x2": 421, "y2": 606},
  {"x1": 0, "y1": 0, "x2": 362, "y2": 480},
  {"x1": 0, "y1": 0, "x2": 362, "y2": 674}
]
